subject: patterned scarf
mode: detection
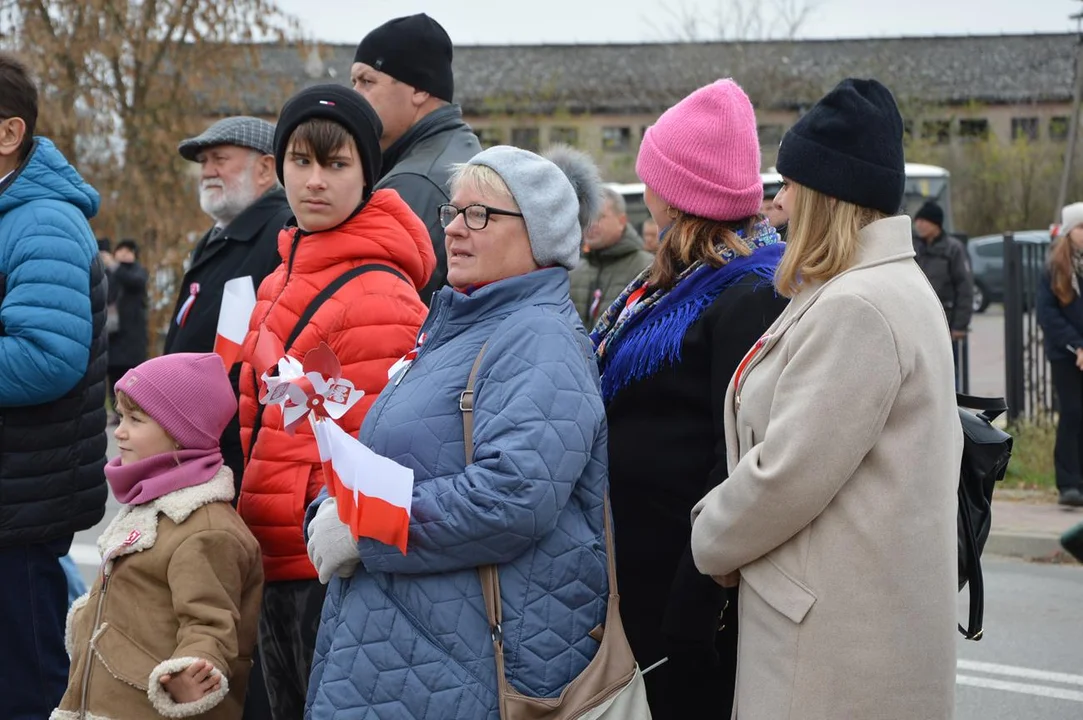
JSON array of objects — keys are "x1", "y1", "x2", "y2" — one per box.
[{"x1": 591, "y1": 220, "x2": 783, "y2": 402}]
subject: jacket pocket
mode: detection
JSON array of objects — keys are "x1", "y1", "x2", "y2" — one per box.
[
  {"x1": 741, "y1": 556, "x2": 816, "y2": 624},
  {"x1": 91, "y1": 622, "x2": 162, "y2": 690}
]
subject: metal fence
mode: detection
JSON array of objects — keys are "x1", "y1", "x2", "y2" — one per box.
[{"x1": 1003, "y1": 232, "x2": 1055, "y2": 424}]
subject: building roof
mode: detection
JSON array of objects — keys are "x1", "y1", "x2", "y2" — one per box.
[{"x1": 241, "y1": 33, "x2": 1078, "y2": 117}]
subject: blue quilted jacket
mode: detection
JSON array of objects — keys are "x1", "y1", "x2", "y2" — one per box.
[{"x1": 305, "y1": 268, "x2": 610, "y2": 720}]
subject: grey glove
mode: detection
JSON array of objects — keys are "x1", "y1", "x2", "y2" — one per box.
[{"x1": 306, "y1": 498, "x2": 360, "y2": 584}]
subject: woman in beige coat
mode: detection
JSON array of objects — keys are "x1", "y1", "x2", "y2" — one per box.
[{"x1": 690, "y1": 78, "x2": 963, "y2": 720}]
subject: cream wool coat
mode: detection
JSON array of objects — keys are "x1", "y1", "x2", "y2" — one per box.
[{"x1": 691, "y1": 215, "x2": 962, "y2": 720}]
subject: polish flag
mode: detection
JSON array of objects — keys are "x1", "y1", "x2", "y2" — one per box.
[
  {"x1": 214, "y1": 276, "x2": 257, "y2": 368},
  {"x1": 311, "y1": 418, "x2": 414, "y2": 554}
]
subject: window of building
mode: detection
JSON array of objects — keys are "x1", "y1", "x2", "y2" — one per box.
[
  {"x1": 549, "y1": 126, "x2": 579, "y2": 146},
  {"x1": 1050, "y1": 116, "x2": 1071, "y2": 142},
  {"x1": 757, "y1": 124, "x2": 784, "y2": 148},
  {"x1": 475, "y1": 127, "x2": 504, "y2": 149},
  {"x1": 1011, "y1": 117, "x2": 1039, "y2": 142},
  {"x1": 958, "y1": 118, "x2": 990, "y2": 141},
  {"x1": 511, "y1": 127, "x2": 540, "y2": 152},
  {"x1": 601, "y1": 126, "x2": 632, "y2": 152},
  {"x1": 921, "y1": 120, "x2": 951, "y2": 145}
]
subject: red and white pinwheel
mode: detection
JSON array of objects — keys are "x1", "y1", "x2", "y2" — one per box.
[{"x1": 260, "y1": 342, "x2": 364, "y2": 434}]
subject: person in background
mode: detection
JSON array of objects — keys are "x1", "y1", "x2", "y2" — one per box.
[
  {"x1": 0, "y1": 51, "x2": 108, "y2": 720},
  {"x1": 1036, "y1": 202, "x2": 1083, "y2": 508},
  {"x1": 351, "y1": 13, "x2": 482, "y2": 303},
  {"x1": 237, "y1": 85, "x2": 433, "y2": 720},
  {"x1": 913, "y1": 200, "x2": 973, "y2": 380},
  {"x1": 53, "y1": 353, "x2": 264, "y2": 720},
  {"x1": 642, "y1": 217, "x2": 661, "y2": 253},
  {"x1": 690, "y1": 78, "x2": 961, "y2": 720},
  {"x1": 761, "y1": 185, "x2": 788, "y2": 239},
  {"x1": 103, "y1": 238, "x2": 148, "y2": 421},
  {"x1": 570, "y1": 187, "x2": 654, "y2": 329},
  {"x1": 167, "y1": 116, "x2": 291, "y2": 491}
]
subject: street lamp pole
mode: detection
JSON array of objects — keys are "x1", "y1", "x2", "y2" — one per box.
[{"x1": 1055, "y1": 5, "x2": 1083, "y2": 223}]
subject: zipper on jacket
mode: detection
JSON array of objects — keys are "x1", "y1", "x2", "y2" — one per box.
[{"x1": 79, "y1": 556, "x2": 114, "y2": 716}]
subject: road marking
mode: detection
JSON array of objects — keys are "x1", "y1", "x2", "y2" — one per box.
[
  {"x1": 957, "y1": 675, "x2": 1083, "y2": 703},
  {"x1": 958, "y1": 660, "x2": 1083, "y2": 688},
  {"x1": 69, "y1": 543, "x2": 101, "y2": 567}
]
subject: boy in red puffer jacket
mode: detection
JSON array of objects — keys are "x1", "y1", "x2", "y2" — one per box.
[{"x1": 236, "y1": 84, "x2": 434, "y2": 720}]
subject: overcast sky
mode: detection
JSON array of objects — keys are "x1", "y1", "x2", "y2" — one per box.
[{"x1": 276, "y1": 0, "x2": 1078, "y2": 45}]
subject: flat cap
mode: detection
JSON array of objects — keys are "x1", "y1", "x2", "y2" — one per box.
[{"x1": 178, "y1": 116, "x2": 275, "y2": 161}]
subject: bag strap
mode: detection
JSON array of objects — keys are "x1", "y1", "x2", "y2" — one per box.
[
  {"x1": 460, "y1": 342, "x2": 619, "y2": 672},
  {"x1": 958, "y1": 497, "x2": 985, "y2": 640},
  {"x1": 956, "y1": 392, "x2": 1008, "y2": 422},
  {"x1": 246, "y1": 263, "x2": 408, "y2": 467},
  {"x1": 284, "y1": 263, "x2": 407, "y2": 350}
]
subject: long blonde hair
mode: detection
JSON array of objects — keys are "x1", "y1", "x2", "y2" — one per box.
[{"x1": 774, "y1": 181, "x2": 887, "y2": 297}]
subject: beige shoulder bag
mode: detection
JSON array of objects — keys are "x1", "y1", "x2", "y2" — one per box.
[{"x1": 461, "y1": 343, "x2": 651, "y2": 720}]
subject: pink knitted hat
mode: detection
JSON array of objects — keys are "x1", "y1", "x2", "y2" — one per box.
[
  {"x1": 115, "y1": 353, "x2": 236, "y2": 450},
  {"x1": 636, "y1": 79, "x2": 763, "y2": 222}
]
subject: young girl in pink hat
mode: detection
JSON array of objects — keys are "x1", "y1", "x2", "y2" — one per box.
[{"x1": 53, "y1": 353, "x2": 263, "y2": 720}]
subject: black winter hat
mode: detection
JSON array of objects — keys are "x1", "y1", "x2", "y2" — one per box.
[
  {"x1": 915, "y1": 200, "x2": 945, "y2": 227},
  {"x1": 274, "y1": 84, "x2": 383, "y2": 199},
  {"x1": 776, "y1": 78, "x2": 905, "y2": 215},
  {"x1": 354, "y1": 14, "x2": 454, "y2": 103}
]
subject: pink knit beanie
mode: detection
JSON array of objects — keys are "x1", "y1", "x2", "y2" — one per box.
[
  {"x1": 636, "y1": 79, "x2": 763, "y2": 222},
  {"x1": 115, "y1": 353, "x2": 236, "y2": 450}
]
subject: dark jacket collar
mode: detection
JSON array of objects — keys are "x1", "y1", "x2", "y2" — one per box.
[
  {"x1": 380, "y1": 105, "x2": 468, "y2": 179},
  {"x1": 218, "y1": 188, "x2": 291, "y2": 243}
]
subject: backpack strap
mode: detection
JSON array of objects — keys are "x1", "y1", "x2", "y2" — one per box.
[
  {"x1": 246, "y1": 263, "x2": 409, "y2": 467},
  {"x1": 957, "y1": 393, "x2": 1008, "y2": 422}
]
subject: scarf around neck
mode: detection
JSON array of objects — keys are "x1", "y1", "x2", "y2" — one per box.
[
  {"x1": 591, "y1": 219, "x2": 783, "y2": 403},
  {"x1": 1072, "y1": 246, "x2": 1083, "y2": 297},
  {"x1": 105, "y1": 448, "x2": 224, "y2": 506}
]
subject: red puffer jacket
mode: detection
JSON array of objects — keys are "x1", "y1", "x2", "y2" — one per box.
[{"x1": 238, "y1": 189, "x2": 435, "y2": 582}]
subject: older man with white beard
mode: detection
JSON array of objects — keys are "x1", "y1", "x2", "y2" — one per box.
[{"x1": 166, "y1": 116, "x2": 290, "y2": 488}]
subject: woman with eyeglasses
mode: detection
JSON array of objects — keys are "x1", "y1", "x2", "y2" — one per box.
[{"x1": 302, "y1": 145, "x2": 613, "y2": 719}]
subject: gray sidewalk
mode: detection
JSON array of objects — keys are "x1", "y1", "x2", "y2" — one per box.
[{"x1": 987, "y1": 495, "x2": 1082, "y2": 563}]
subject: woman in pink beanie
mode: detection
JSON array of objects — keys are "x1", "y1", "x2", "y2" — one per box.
[
  {"x1": 590, "y1": 78, "x2": 787, "y2": 719},
  {"x1": 53, "y1": 353, "x2": 264, "y2": 720}
]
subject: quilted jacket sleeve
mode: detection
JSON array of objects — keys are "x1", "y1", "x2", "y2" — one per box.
[
  {"x1": 0, "y1": 208, "x2": 94, "y2": 406},
  {"x1": 357, "y1": 313, "x2": 604, "y2": 575}
]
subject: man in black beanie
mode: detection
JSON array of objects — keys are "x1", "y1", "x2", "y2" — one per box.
[
  {"x1": 913, "y1": 199, "x2": 973, "y2": 350},
  {"x1": 351, "y1": 13, "x2": 481, "y2": 304}
]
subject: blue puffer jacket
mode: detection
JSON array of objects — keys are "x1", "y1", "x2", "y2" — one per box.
[
  {"x1": 305, "y1": 268, "x2": 609, "y2": 720},
  {"x1": 0, "y1": 137, "x2": 100, "y2": 403}
]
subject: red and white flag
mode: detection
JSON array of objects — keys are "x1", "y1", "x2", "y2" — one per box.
[
  {"x1": 312, "y1": 418, "x2": 414, "y2": 554},
  {"x1": 213, "y1": 276, "x2": 257, "y2": 368}
]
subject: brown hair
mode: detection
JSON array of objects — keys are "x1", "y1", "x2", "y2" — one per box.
[
  {"x1": 1048, "y1": 233, "x2": 1079, "y2": 306},
  {"x1": 649, "y1": 212, "x2": 756, "y2": 289},
  {"x1": 0, "y1": 52, "x2": 38, "y2": 161},
  {"x1": 287, "y1": 118, "x2": 357, "y2": 166},
  {"x1": 774, "y1": 181, "x2": 887, "y2": 297}
]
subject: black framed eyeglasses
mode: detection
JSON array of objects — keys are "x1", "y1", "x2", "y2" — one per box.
[{"x1": 438, "y1": 202, "x2": 523, "y2": 231}]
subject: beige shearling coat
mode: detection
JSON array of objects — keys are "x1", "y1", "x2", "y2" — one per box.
[
  {"x1": 691, "y1": 216, "x2": 962, "y2": 720},
  {"x1": 52, "y1": 468, "x2": 263, "y2": 720}
]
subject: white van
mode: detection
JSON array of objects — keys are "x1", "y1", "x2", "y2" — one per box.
[{"x1": 610, "y1": 163, "x2": 954, "y2": 233}]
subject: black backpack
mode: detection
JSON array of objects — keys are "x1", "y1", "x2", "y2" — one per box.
[{"x1": 956, "y1": 393, "x2": 1013, "y2": 641}]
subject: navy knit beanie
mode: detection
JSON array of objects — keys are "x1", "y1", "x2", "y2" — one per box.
[
  {"x1": 776, "y1": 78, "x2": 905, "y2": 215},
  {"x1": 915, "y1": 200, "x2": 944, "y2": 227},
  {"x1": 355, "y1": 14, "x2": 454, "y2": 103}
]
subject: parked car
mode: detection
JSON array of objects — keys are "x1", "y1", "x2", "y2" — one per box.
[{"x1": 967, "y1": 230, "x2": 1052, "y2": 312}]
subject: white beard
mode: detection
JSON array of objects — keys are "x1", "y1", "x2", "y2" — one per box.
[{"x1": 199, "y1": 163, "x2": 259, "y2": 227}]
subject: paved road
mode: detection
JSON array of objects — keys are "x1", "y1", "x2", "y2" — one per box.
[
  {"x1": 956, "y1": 558, "x2": 1083, "y2": 720},
  {"x1": 967, "y1": 302, "x2": 1006, "y2": 399}
]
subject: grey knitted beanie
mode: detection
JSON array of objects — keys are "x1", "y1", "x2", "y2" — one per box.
[{"x1": 466, "y1": 144, "x2": 602, "y2": 270}]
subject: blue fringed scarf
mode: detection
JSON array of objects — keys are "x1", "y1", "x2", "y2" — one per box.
[{"x1": 592, "y1": 226, "x2": 784, "y2": 403}]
